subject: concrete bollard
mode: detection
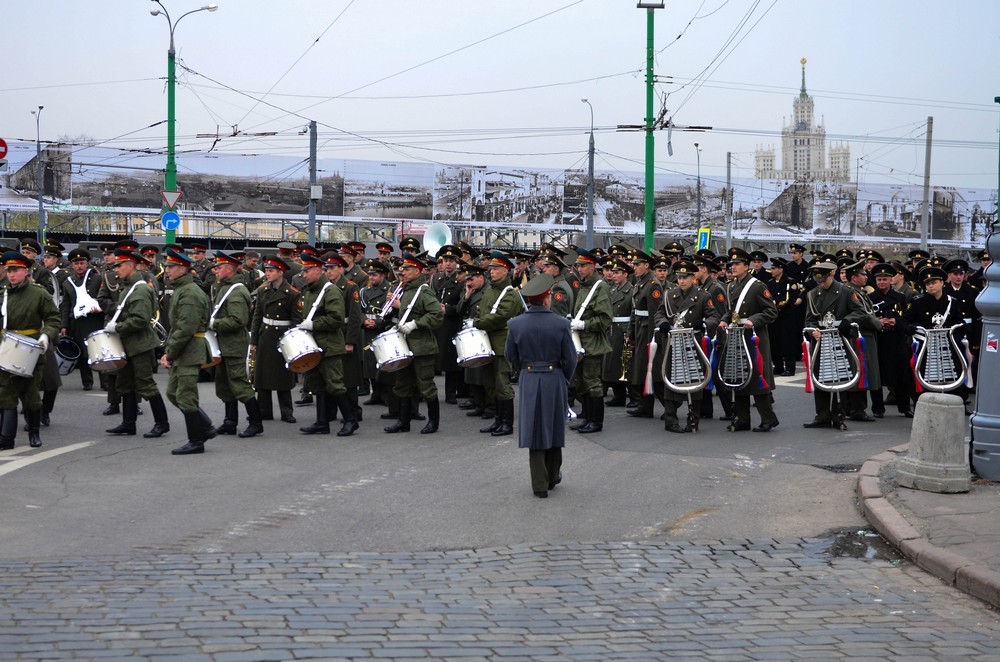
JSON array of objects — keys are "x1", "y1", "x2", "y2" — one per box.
[{"x1": 896, "y1": 392, "x2": 971, "y2": 493}]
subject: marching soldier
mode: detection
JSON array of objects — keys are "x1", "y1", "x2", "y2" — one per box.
[
  {"x1": 473, "y1": 251, "x2": 523, "y2": 437},
  {"x1": 61, "y1": 248, "x2": 103, "y2": 391},
  {"x1": 536, "y1": 253, "x2": 574, "y2": 319},
  {"x1": 160, "y1": 249, "x2": 214, "y2": 455},
  {"x1": 749, "y1": 251, "x2": 770, "y2": 282},
  {"x1": 602, "y1": 259, "x2": 634, "y2": 407},
  {"x1": 843, "y1": 260, "x2": 883, "y2": 421},
  {"x1": 568, "y1": 249, "x2": 613, "y2": 434},
  {"x1": 654, "y1": 259, "x2": 720, "y2": 433},
  {"x1": 249, "y1": 255, "x2": 301, "y2": 424},
  {"x1": 627, "y1": 250, "x2": 663, "y2": 418},
  {"x1": 718, "y1": 248, "x2": 779, "y2": 432},
  {"x1": 802, "y1": 261, "x2": 868, "y2": 429},
  {"x1": 295, "y1": 252, "x2": 358, "y2": 437},
  {"x1": 339, "y1": 244, "x2": 369, "y2": 290},
  {"x1": 0, "y1": 252, "x2": 61, "y2": 450},
  {"x1": 457, "y1": 264, "x2": 492, "y2": 418},
  {"x1": 323, "y1": 252, "x2": 364, "y2": 427},
  {"x1": 784, "y1": 243, "x2": 810, "y2": 284},
  {"x1": 968, "y1": 249, "x2": 990, "y2": 291},
  {"x1": 434, "y1": 244, "x2": 466, "y2": 404},
  {"x1": 208, "y1": 251, "x2": 262, "y2": 438},
  {"x1": 189, "y1": 243, "x2": 214, "y2": 293},
  {"x1": 868, "y1": 263, "x2": 914, "y2": 418},
  {"x1": 35, "y1": 243, "x2": 67, "y2": 426},
  {"x1": 384, "y1": 252, "x2": 443, "y2": 434},
  {"x1": 103, "y1": 249, "x2": 171, "y2": 439},
  {"x1": 944, "y1": 258, "x2": 981, "y2": 384},
  {"x1": 767, "y1": 257, "x2": 805, "y2": 377},
  {"x1": 694, "y1": 255, "x2": 729, "y2": 419},
  {"x1": 360, "y1": 259, "x2": 392, "y2": 407}
]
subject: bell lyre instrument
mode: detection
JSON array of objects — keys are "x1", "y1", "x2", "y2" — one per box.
[
  {"x1": 802, "y1": 311, "x2": 860, "y2": 430},
  {"x1": 661, "y1": 311, "x2": 713, "y2": 432},
  {"x1": 717, "y1": 311, "x2": 753, "y2": 391},
  {"x1": 913, "y1": 312, "x2": 968, "y2": 393}
]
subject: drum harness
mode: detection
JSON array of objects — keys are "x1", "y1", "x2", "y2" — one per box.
[
  {"x1": 0, "y1": 290, "x2": 41, "y2": 337},
  {"x1": 570, "y1": 279, "x2": 604, "y2": 360},
  {"x1": 107, "y1": 280, "x2": 150, "y2": 333},
  {"x1": 70, "y1": 269, "x2": 102, "y2": 319},
  {"x1": 206, "y1": 283, "x2": 247, "y2": 358}
]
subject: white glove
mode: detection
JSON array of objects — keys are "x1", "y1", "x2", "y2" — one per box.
[
  {"x1": 570, "y1": 319, "x2": 585, "y2": 331},
  {"x1": 298, "y1": 320, "x2": 314, "y2": 331},
  {"x1": 38, "y1": 334, "x2": 49, "y2": 352},
  {"x1": 208, "y1": 318, "x2": 216, "y2": 330},
  {"x1": 104, "y1": 322, "x2": 117, "y2": 334},
  {"x1": 399, "y1": 321, "x2": 418, "y2": 335}
]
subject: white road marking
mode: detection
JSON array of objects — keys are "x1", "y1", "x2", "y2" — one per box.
[{"x1": 0, "y1": 442, "x2": 97, "y2": 477}]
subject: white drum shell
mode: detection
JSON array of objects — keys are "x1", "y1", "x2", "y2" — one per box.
[
  {"x1": 452, "y1": 327, "x2": 494, "y2": 368},
  {"x1": 371, "y1": 329, "x2": 413, "y2": 372},
  {"x1": 85, "y1": 330, "x2": 127, "y2": 372},
  {"x1": 201, "y1": 329, "x2": 223, "y2": 368},
  {"x1": 279, "y1": 327, "x2": 323, "y2": 373},
  {"x1": 55, "y1": 337, "x2": 82, "y2": 376},
  {"x1": 0, "y1": 332, "x2": 44, "y2": 378}
]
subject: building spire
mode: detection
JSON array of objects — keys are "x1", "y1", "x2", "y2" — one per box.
[{"x1": 800, "y1": 57, "x2": 808, "y2": 99}]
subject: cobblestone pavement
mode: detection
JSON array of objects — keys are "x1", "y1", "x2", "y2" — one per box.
[{"x1": 1, "y1": 539, "x2": 998, "y2": 660}]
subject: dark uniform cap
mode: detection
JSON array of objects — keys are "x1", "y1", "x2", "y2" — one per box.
[
  {"x1": 100, "y1": 243, "x2": 115, "y2": 253},
  {"x1": 44, "y1": 244, "x2": 62, "y2": 258},
  {"x1": 870, "y1": 262, "x2": 897, "y2": 278},
  {"x1": 337, "y1": 244, "x2": 358, "y2": 258},
  {"x1": 3, "y1": 251, "x2": 33, "y2": 269},
  {"x1": 770, "y1": 257, "x2": 788, "y2": 268},
  {"x1": 866, "y1": 250, "x2": 884, "y2": 262},
  {"x1": 400, "y1": 252, "x2": 425, "y2": 270},
  {"x1": 836, "y1": 256, "x2": 854, "y2": 269},
  {"x1": 537, "y1": 242, "x2": 567, "y2": 258},
  {"x1": 399, "y1": 237, "x2": 421, "y2": 251},
  {"x1": 164, "y1": 243, "x2": 183, "y2": 251},
  {"x1": 609, "y1": 258, "x2": 634, "y2": 274},
  {"x1": 630, "y1": 249, "x2": 655, "y2": 264},
  {"x1": 890, "y1": 260, "x2": 910, "y2": 279},
  {"x1": 810, "y1": 249, "x2": 824, "y2": 258},
  {"x1": 608, "y1": 244, "x2": 631, "y2": 258},
  {"x1": 487, "y1": 251, "x2": 515, "y2": 270},
  {"x1": 809, "y1": 261, "x2": 838, "y2": 274},
  {"x1": 521, "y1": 273, "x2": 556, "y2": 299},
  {"x1": 299, "y1": 244, "x2": 319, "y2": 257},
  {"x1": 695, "y1": 248, "x2": 717, "y2": 260},
  {"x1": 727, "y1": 247, "x2": 752, "y2": 264},
  {"x1": 348, "y1": 241, "x2": 366, "y2": 254},
  {"x1": 68, "y1": 248, "x2": 92, "y2": 262},
  {"x1": 844, "y1": 260, "x2": 867, "y2": 279},
  {"x1": 375, "y1": 242, "x2": 394, "y2": 254},
  {"x1": 188, "y1": 242, "x2": 208, "y2": 252},
  {"x1": 821, "y1": 253, "x2": 838, "y2": 263},
  {"x1": 694, "y1": 256, "x2": 719, "y2": 270},
  {"x1": 300, "y1": 253, "x2": 325, "y2": 268},
  {"x1": 661, "y1": 240, "x2": 685, "y2": 255},
  {"x1": 789, "y1": 243, "x2": 806, "y2": 253},
  {"x1": 919, "y1": 266, "x2": 947, "y2": 283},
  {"x1": 749, "y1": 250, "x2": 768, "y2": 263},
  {"x1": 163, "y1": 248, "x2": 193, "y2": 266},
  {"x1": 276, "y1": 241, "x2": 297, "y2": 252},
  {"x1": 213, "y1": 251, "x2": 241, "y2": 267},
  {"x1": 262, "y1": 255, "x2": 288, "y2": 272},
  {"x1": 435, "y1": 244, "x2": 462, "y2": 260},
  {"x1": 20, "y1": 239, "x2": 42, "y2": 253},
  {"x1": 928, "y1": 255, "x2": 947, "y2": 268},
  {"x1": 834, "y1": 248, "x2": 854, "y2": 260},
  {"x1": 464, "y1": 263, "x2": 487, "y2": 276},
  {"x1": 574, "y1": 248, "x2": 600, "y2": 266},
  {"x1": 653, "y1": 256, "x2": 672, "y2": 270},
  {"x1": 673, "y1": 259, "x2": 697, "y2": 276},
  {"x1": 539, "y1": 253, "x2": 566, "y2": 269},
  {"x1": 977, "y1": 249, "x2": 991, "y2": 262},
  {"x1": 114, "y1": 248, "x2": 143, "y2": 264},
  {"x1": 323, "y1": 253, "x2": 348, "y2": 269},
  {"x1": 599, "y1": 256, "x2": 615, "y2": 270},
  {"x1": 944, "y1": 258, "x2": 969, "y2": 274},
  {"x1": 911, "y1": 258, "x2": 929, "y2": 276},
  {"x1": 45, "y1": 240, "x2": 65, "y2": 251},
  {"x1": 590, "y1": 247, "x2": 607, "y2": 259},
  {"x1": 365, "y1": 259, "x2": 391, "y2": 275},
  {"x1": 908, "y1": 249, "x2": 930, "y2": 261}
]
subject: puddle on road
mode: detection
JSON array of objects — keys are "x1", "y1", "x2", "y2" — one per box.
[{"x1": 804, "y1": 527, "x2": 905, "y2": 563}]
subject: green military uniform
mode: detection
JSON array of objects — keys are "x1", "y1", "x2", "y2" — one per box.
[
  {"x1": 474, "y1": 275, "x2": 522, "y2": 403},
  {"x1": 97, "y1": 263, "x2": 123, "y2": 411},
  {"x1": 300, "y1": 274, "x2": 347, "y2": 398},
  {"x1": 111, "y1": 271, "x2": 161, "y2": 400},
  {"x1": 165, "y1": 272, "x2": 212, "y2": 413},
  {"x1": 210, "y1": 267, "x2": 262, "y2": 437},
  {"x1": 569, "y1": 269, "x2": 613, "y2": 433}
]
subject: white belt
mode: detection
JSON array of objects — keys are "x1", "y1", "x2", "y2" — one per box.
[
  {"x1": 263, "y1": 317, "x2": 291, "y2": 327},
  {"x1": 634, "y1": 310, "x2": 649, "y2": 317},
  {"x1": 612, "y1": 316, "x2": 630, "y2": 323},
  {"x1": 163, "y1": 289, "x2": 174, "y2": 295}
]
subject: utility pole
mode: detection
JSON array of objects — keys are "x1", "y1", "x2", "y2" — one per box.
[
  {"x1": 639, "y1": 2, "x2": 664, "y2": 253},
  {"x1": 31, "y1": 106, "x2": 45, "y2": 244},
  {"x1": 307, "y1": 120, "x2": 318, "y2": 246},
  {"x1": 694, "y1": 142, "x2": 702, "y2": 227},
  {"x1": 582, "y1": 98, "x2": 595, "y2": 249},
  {"x1": 725, "y1": 151, "x2": 733, "y2": 249},
  {"x1": 920, "y1": 116, "x2": 933, "y2": 251}
]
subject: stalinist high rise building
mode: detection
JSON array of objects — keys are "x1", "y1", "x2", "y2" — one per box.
[{"x1": 755, "y1": 58, "x2": 851, "y2": 183}]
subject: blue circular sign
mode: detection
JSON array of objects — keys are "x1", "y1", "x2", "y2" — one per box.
[{"x1": 160, "y1": 211, "x2": 181, "y2": 231}]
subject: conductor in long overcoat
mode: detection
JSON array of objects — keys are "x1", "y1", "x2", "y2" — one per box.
[{"x1": 505, "y1": 274, "x2": 578, "y2": 499}]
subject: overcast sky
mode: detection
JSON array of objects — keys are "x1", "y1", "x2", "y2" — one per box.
[{"x1": 4, "y1": 0, "x2": 999, "y2": 193}]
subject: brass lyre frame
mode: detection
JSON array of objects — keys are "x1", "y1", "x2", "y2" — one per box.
[
  {"x1": 801, "y1": 323, "x2": 861, "y2": 392},
  {"x1": 913, "y1": 323, "x2": 968, "y2": 393}
]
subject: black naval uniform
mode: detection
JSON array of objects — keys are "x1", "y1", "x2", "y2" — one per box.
[
  {"x1": 902, "y1": 292, "x2": 969, "y2": 402},
  {"x1": 434, "y1": 269, "x2": 465, "y2": 403},
  {"x1": 249, "y1": 275, "x2": 302, "y2": 423},
  {"x1": 722, "y1": 273, "x2": 779, "y2": 431},
  {"x1": 869, "y1": 286, "x2": 913, "y2": 417},
  {"x1": 767, "y1": 274, "x2": 804, "y2": 376}
]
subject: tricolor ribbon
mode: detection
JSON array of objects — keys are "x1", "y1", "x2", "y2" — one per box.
[
  {"x1": 751, "y1": 332, "x2": 769, "y2": 390},
  {"x1": 855, "y1": 336, "x2": 869, "y2": 389},
  {"x1": 910, "y1": 339, "x2": 923, "y2": 394},
  {"x1": 802, "y1": 340, "x2": 813, "y2": 393},
  {"x1": 702, "y1": 335, "x2": 715, "y2": 391},
  {"x1": 644, "y1": 337, "x2": 657, "y2": 396}
]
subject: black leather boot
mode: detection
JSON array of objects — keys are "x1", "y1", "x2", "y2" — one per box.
[
  {"x1": 0, "y1": 409, "x2": 17, "y2": 450},
  {"x1": 411, "y1": 396, "x2": 426, "y2": 421},
  {"x1": 300, "y1": 394, "x2": 330, "y2": 434},
  {"x1": 277, "y1": 390, "x2": 295, "y2": 423},
  {"x1": 257, "y1": 389, "x2": 274, "y2": 420},
  {"x1": 570, "y1": 396, "x2": 590, "y2": 431},
  {"x1": 384, "y1": 397, "x2": 411, "y2": 433},
  {"x1": 295, "y1": 390, "x2": 313, "y2": 406},
  {"x1": 41, "y1": 390, "x2": 56, "y2": 427},
  {"x1": 420, "y1": 399, "x2": 440, "y2": 434},
  {"x1": 215, "y1": 401, "x2": 239, "y2": 435},
  {"x1": 336, "y1": 394, "x2": 359, "y2": 437},
  {"x1": 491, "y1": 399, "x2": 514, "y2": 436},
  {"x1": 579, "y1": 397, "x2": 604, "y2": 433},
  {"x1": 197, "y1": 409, "x2": 217, "y2": 440},
  {"x1": 239, "y1": 398, "x2": 265, "y2": 438},
  {"x1": 26, "y1": 409, "x2": 43, "y2": 448},
  {"x1": 106, "y1": 394, "x2": 138, "y2": 435},
  {"x1": 172, "y1": 411, "x2": 205, "y2": 455},
  {"x1": 143, "y1": 394, "x2": 171, "y2": 438},
  {"x1": 480, "y1": 410, "x2": 502, "y2": 434}
]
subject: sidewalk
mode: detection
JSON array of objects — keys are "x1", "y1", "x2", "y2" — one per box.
[{"x1": 858, "y1": 443, "x2": 1000, "y2": 608}]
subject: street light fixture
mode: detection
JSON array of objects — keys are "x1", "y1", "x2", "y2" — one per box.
[
  {"x1": 30, "y1": 106, "x2": 45, "y2": 243},
  {"x1": 150, "y1": 1, "x2": 219, "y2": 244},
  {"x1": 694, "y1": 142, "x2": 702, "y2": 227},
  {"x1": 581, "y1": 98, "x2": 595, "y2": 249}
]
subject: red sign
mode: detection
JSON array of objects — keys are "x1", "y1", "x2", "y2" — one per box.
[{"x1": 0, "y1": 138, "x2": 7, "y2": 160}]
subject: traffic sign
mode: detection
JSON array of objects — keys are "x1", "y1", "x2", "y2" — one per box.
[
  {"x1": 161, "y1": 190, "x2": 183, "y2": 209},
  {"x1": 697, "y1": 227, "x2": 711, "y2": 251},
  {"x1": 160, "y1": 210, "x2": 181, "y2": 231},
  {"x1": 0, "y1": 159, "x2": 7, "y2": 173},
  {"x1": 0, "y1": 138, "x2": 7, "y2": 160}
]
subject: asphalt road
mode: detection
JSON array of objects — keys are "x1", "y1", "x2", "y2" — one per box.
[{"x1": 0, "y1": 370, "x2": 913, "y2": 560}]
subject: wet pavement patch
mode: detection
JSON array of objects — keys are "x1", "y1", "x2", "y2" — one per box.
[
  {"x1": 811, "y1": 463, "x2": 863, "y2": 473},
  {"x1": 805, "y1": 527, "x2": 906, "y2": 563}
]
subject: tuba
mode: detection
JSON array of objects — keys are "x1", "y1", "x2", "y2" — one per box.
[
  {"x1": 803, "y1": 312, "x2": 860, "y2": 392},
  {"x1": 423, "y1": 222, "x2": 453, "y2": 256},
  {"x1": 717, "y1": 315, "x2": 754, "y2": 390},
  {"x1": 913, "y1": 313, "x2": 968, "y2": 392}
]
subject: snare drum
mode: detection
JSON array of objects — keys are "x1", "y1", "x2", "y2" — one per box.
[
  {"x1": 85, "y1": 330, "x2": 127, "y2": 372},
  {"x1": 201, "y1": 330, "x2": 222, "y2": 368},
  {"x1": 370, "y1": 329, "x2": 413, "y2": 372},
  {"x1": 278, "y1": 327, "x2": 323, "y2": 373},
  {"x1": 55, "y1": 337, "x2": 82, "y2": 376},
  {"x1": 453, "y1": 327, "x2": 494, "y2": 368},
  {"x1": 571, "y1": 330, "x2": 585, "y2": 356},
  {"x1": 0, "y1": 332, "x2": 44, "y2": 378}
]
